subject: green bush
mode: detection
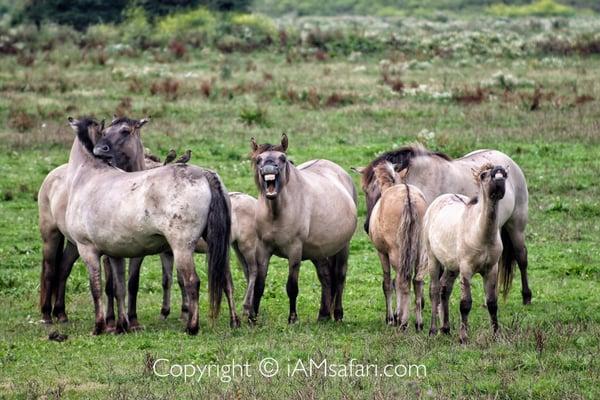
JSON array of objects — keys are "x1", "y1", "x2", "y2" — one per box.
[
  {"x1": 20, "y1": 0, "x2": 127, "y2": 31},
  {"x1": 156, "y1": 7, "x2": 217, "y2": 45},
  {"x1": 488, "y1": 0, "x2": 576, "y2": 17},
  {"x1": 83, "y1": 24, "x2": 122, "y2": 48},
  {"x1": 120, "y1": 7, "x2": 155, "y2": 48}
]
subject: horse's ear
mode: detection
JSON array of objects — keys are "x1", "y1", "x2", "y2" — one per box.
[
  {"x1": 67, "y1": 117, "x2": 79, "y2": 132},
  {"x1": 281, "y1": 133, "x2": 288, "y2": 152},
  {"x1": 250, "y1": 137, "x2": 258, "y2": 152},
  {"x1": 350, "y1": 166, "x2": 365, "y2": 175},
  {"x1": 100, "y1": 119, "x2": 105, "y2": 131},
  {"x1": 136, "y1": 116, "x2": 151, "y2": 130}
]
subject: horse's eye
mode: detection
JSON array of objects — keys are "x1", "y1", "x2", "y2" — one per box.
[
  {"x1": 121, "y1": 129, "x2": 131, "y2": 135},
  {"x1": 480, "y1": 172, "x2": 487, "y2": 180},
  {"x1": 279, "y1": 155, "x2": 286, "y2": 162},
  {"x1": 256, "y1": 157, "x2": 262, "y2": 164}
]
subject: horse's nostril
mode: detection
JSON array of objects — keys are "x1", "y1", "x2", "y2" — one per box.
[{"x1": 101, "y1": 145, "x2": 110, "y2": 152}]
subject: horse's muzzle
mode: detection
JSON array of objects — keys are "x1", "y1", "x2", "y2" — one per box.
[
  {"x1": 260, "y1": 164, "x2": 280, "y2": 199},
  {"x1": 490, "y1": 178, "x2": 506, "y2": 200}
]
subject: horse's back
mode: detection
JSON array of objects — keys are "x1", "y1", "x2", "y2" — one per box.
[{"x1": 297, "y1": 159, "x2": 357, "y2": 204}]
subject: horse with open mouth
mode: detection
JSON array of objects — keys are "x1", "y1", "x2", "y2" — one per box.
[
  {"x1": 250, "y1": 134, "x2": 357, "y2": 323},
  {"x1": 63, "y1": 117, "x2": 231, "y2": 335}
]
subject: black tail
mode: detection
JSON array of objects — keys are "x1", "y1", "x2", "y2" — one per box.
[
  {"x1": 498, "y1": 227, "x2": 515, "y2": 300},
  {"x1": 203, "y1": 171, "x2": 231, "y2": 319}
]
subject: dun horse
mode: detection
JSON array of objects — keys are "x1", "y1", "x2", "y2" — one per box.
[
  {"x1": 423, "y1": 164, "x2": 509, "y2": 343},
  {"x1": 250, "y1": 134, "x2": 357, "y2": 323},
  {"x1": 64, "y1": 117, "x2": 231, "y2": 334},
  {"x1": 38, "y1": 117, "x2": 148, "y2": 324},
  {"x1": 356, "y1": 144, "x2": 530, "y2": 304},
  {"x1": 364, "y1": 162, "x2": 428, "y2": 330}
]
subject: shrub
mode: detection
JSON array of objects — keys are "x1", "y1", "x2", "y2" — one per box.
[
  {"x1": 20, "y1": 0, "x2": 127, "y2": 31},
  {"x1": 156, "y1": 7, "x2": 217, "y2": 45},
  {"x1": 83, "y1": 24, "x2": 121, "y2": 48},
  {"x1": 121, "y1": 7, "x2": 154, "y2": 49},
  {"x1": 488, "y1": 0, "x2": 576, "y2": 18},
  {"x1": 239, "y1": 106, "x2": 269, "y2": 126}
]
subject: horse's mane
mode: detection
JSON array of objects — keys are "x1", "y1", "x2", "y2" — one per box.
[
  {"x1": 108, "y1": 116, "x2": 139, "y2": 127},
  {"x1": 251, "y1": 142, "x2": 287, "y2": 157},
  {"x1": 361, "y1": 144, "x2": 452, "y2": 188},
  {"x1": 74, "y1": 117, "x2": 99, "y2": 156}
]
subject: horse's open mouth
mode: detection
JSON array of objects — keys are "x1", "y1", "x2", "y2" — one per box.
[{"x1": 262, "y1": 173, "x2": 280, "y2": 199}]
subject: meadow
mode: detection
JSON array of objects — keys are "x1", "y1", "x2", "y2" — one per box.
[{"x1": 1, "y1": 14, "x2": 600, "y2": 399}]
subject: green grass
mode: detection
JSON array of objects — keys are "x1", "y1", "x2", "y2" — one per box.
[{"x1": 1, "y1": 16, "x2": 600, "y2": 399}]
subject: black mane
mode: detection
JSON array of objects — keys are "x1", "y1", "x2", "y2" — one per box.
[
  {"x1": 74, "y1": 117, "x2": 99, "y2": 156},
  {"x1": 362, "y1": 144, "x2": 452, "y2": 188}
]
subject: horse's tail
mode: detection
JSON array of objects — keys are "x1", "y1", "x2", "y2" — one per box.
[
  {"x1": 203, "y1": 171, "x2": 231, "y2": 320},
  {"x1": 498, "y1": 227, "x2": 515, "y2": 300},
  {"x1": 397, "y1": 184, "x2": 420, "y2": 283}
]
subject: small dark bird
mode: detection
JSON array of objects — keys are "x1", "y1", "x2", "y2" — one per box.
[
  {"x1": 163, "y1": 149, "x2": 177, "y2": 165},
  {"x1": 48, "y1": 331, "x2": 68, "y2": 342},
  {"x1": 175, "y1": 149, "x2": 191, "y2": 164}
]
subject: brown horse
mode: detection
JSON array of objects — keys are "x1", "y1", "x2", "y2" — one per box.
[
  {"x1": 365, "y1": 162, "x2": 428, "y2": 330},
  {"x1": 250, "y1": 134, "x2": 357, "y2": 323},
  {"x1": 63, "y1": 117, "x2": 231, "y2": 335},
  {"x1": 424, "y1": 164, "x2": 509, "y2": 343},
  {"x1": 356, "y1": 144, "x2": 531, "y2": 304}
]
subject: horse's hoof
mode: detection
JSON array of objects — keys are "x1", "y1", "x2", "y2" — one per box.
[
  {"x1": 230, "y1": 316, "x2": 241, "y2": 329},
  {"x1": 179, "y1": 310, "x2": 189, "y2": 321},
  {"x1": 160, "y1": 307, "x2": 170, "y2": 320},
  {"x1": 317, "y1": 312, "x2": 331, "y2": 322},
  {"x1": 459, "y1": 336, "x2": 468, "y2": 345},
  {"x1": 116, "y1": 321, "x2": 129, "y2": 334},
  {"x1": 399, "y1": 322, "x2": 408, "y2": 331},
  {"x1": 56, "y1": 314, "x2": 69, "y2": 324},
  {"x1": 248, "y1": 314, "x2": 257, "y2": 326},
  {"x1": 522, "y1": 291, "x2": 532, "y2": 305},
  {"x1": 441, "y1": 327, "x2": 451, "y2": 335},
  {"x1": 92, "y1": 321, "x2": 106, "y2": 335},
  {"x1": 386, "y1": 318, "x2": 395, "y2": 326},
  {"x1": 415, "y1": 322, "x2": 424, "y2": 332},
  {"x1": 334, "y1": 309, "x2": 343, "y2": 321},
  {"x1": 429, "y1": 328, "x2": 437, "y2": 336},
  {"x1": 186, "y1": 325, "x2": 199, "y2": 335},
  {"x1": 41, "y1": 316, "x2": 53, "y2": 324},
  {"x1": 288, "y1": 314, "x2": 298, "y2": 324}
]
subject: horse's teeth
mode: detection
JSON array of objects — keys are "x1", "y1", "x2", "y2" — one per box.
[
  {"x1": 264, "y1": 174, "x2": 276, "y2": 181},
  {"x1": 495, "y1": 173, "x2": 504, "y2": 179}
]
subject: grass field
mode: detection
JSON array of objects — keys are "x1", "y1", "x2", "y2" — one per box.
[{"x1": 1, "y1": 15, "x2": 600, "y2": 399}]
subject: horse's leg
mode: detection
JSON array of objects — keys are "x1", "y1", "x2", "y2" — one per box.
[
  {"x1": 413, "y1": 248, "x2": 428, "y2": 332},
  {"x1": 40, "y1": 230, "x2": 63, "y2": 323},
  {"x1": 109, "y1": 256, "x2": 129, "y2": 333},
  {"x1": 458, "y1": 270, "x2": 473, "y2": 344},
  {"x1": 234, "y1": 242, "x2": 257, "y2": 321},
  {"x1": 428, "y1": 255, "x2": 442, "y2": 336},
  {"x1": 128, "y1": 257, "x2": 144, "y2": 330},
  {"x1": 252, "y1": 245, "x2": 271, "y2": 322},
  {"x1": 103, "y1": 256, "x2": 115, "y2": 332},
  {"x1": 332, "y1": 245, "x2": 349, "y2": 322},
  {"x1": 175, "y1": 264, "x2": 189, "y2": 321},
  {"x1": 223, "y1": 256, "x2": 241, "y2": 329},
  {"x1": 378, "y1": 252, "x2": 394, "y2": 325},
  {"x1": 483, "y1": 264, "x2": 499, "y2": 336},
  {"x1": 172, "y1": 249, "x2": 200, "y2": 335},
  {"x1": 395, "y1": 269, "x2": 411, "y2": 331},
  {"x1": 440, "y1": 269, "x2": 458, "y2": 334},
  {"x1": 77, "y1": 245, "x2": 106, "y2": 335},
  {"x1": 507, "y1": 226, "x2": 531, "y2": 305},
  {"x1": 159, "y1": 252, "x2": 173, "y2": 320},
  {"x1": 53, "y1": 241, "x2": 79, "y2": 323},
  {"x1": 286, "y1": 246, "x2": 303, "y2": 324},
  {"x1": 313, "y1": 258, "x2": 333, "y2": 321}
]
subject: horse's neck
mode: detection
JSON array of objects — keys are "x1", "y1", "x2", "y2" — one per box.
[
  {"x1": 66, "y1": 139, "x2": 105, "y2": 189},
  {"x1": 264, "y1": 164, "x2": 303, "y2": 219},
  {"x1": 468, "y1": 193, "x2": 500, "y2": 246}
]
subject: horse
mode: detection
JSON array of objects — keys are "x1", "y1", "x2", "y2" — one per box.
[
  {"x1": 365, "y1": 161, "x2": 428, "y2": 330},
  {"x1": 157, "y1": 192, "x2": 259, "y2": 322},
  {"x1": 355, "y1": 144, "x2": 530, "y2": 304},
  {"x1": 38, "y1": 117, "x2": 148, "y2": 324},
  {"x1": 423, "y1": 164, "x2": 509, "y2": 343},
  {"x1": 250, "y1": 134, "x2": 357, "y2": 323},
  {"x1": 63, "y1": 117, "x2": 231, "y2": 335}
]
